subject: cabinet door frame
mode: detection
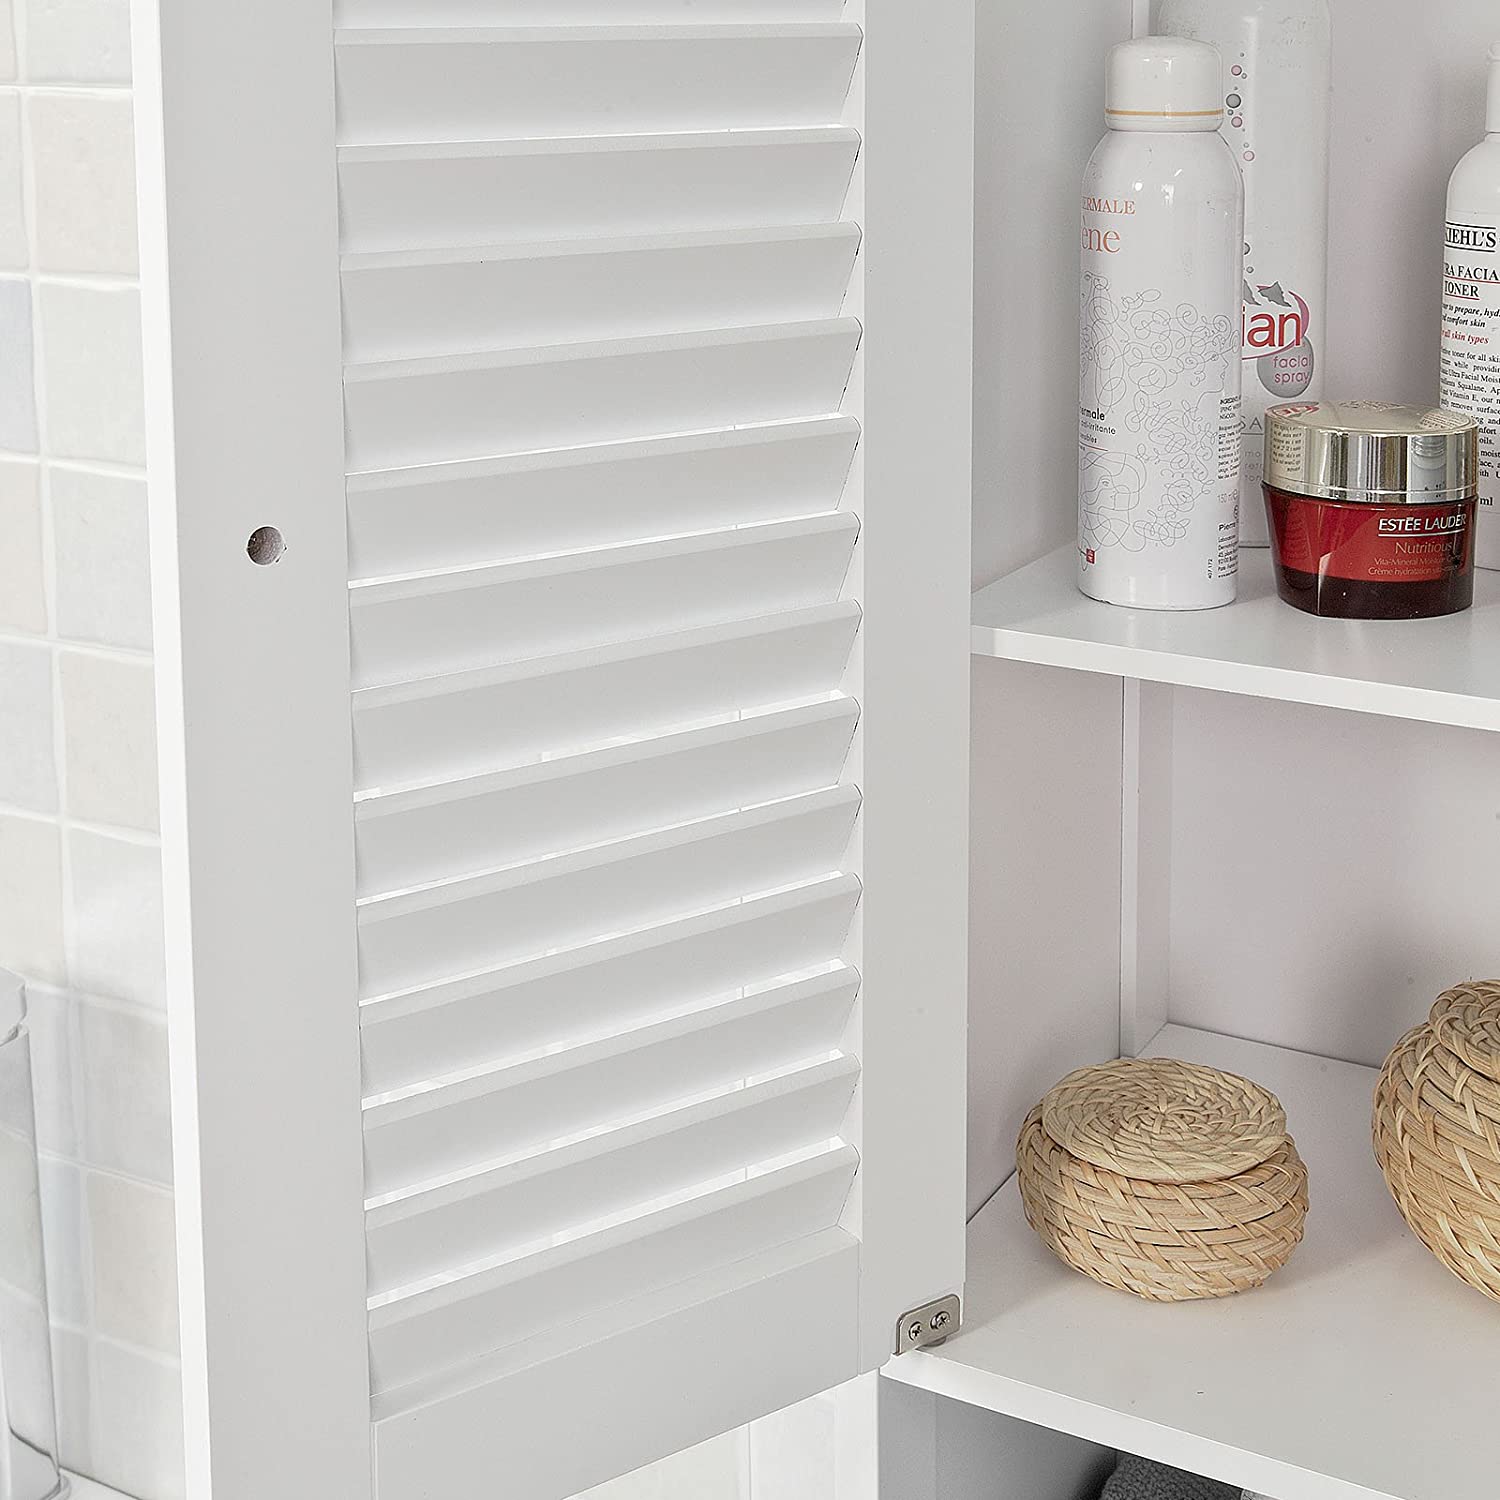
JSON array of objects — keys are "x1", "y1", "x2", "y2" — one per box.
[{"x1": 135, "y1": 0, "x2": 974, "y2": 1494}]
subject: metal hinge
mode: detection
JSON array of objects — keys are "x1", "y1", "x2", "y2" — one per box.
[{"x1": 893, "y1": 1294, "x2": 961, "y2": 1355}]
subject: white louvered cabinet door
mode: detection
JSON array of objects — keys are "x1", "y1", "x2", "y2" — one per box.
[{"x1": 136, "y1": 0, "x2": 972, "y2": 1496}]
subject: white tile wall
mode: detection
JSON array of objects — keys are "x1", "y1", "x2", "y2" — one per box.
[
  {"x1": 0, "y1": 92, "x2": 25, "y2": 266},
  {"x1": 28, "y1": 91, "x2": 135, "y2": 272},
  {"x1": 0, "y1": 639, "x2": 57, "y2": 810},
  {"x1": 50, "y1": 468, "x2": 150, "y2": 649},
  {"x1": 23, "y1": 0, "x2": 129, "y2": 84},
  {"x1": 0, "y1": 815, "x2": 65, "y2": 984},
  {"x1": 37, "y1": 283, "x2": 145, "y2": 465},
  {"x1": 0, "y1": 458, "x2": 46, "y2": 631},
  {"x1": 0, "y1": 1, "x2": 183, "y2": 1496},
  {"x1": 60, "y1": 653, "x2": 158, "y2": 832},
  {"x1": 0, "y1": 276, "x2": 38, "y2": 448}
]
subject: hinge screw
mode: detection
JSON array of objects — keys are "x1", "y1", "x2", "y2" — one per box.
[
  {"x1": 930, "y1": 1310, "x2": 950, "y2": 1332},
  {"x1": 907, "y1": 1320, "x2": 924, "y2": 1345}
]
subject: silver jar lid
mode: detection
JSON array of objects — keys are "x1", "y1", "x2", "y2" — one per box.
[{"x1": 1264, "y1": 401, "x2": 1479, "y2": 504}]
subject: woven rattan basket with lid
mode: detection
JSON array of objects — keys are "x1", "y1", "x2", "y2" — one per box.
[
  {"x1": 1017, "y1": 1058, "x2": 1309, "y2": 1302},
  {"x1": 1374, "y1": 980, "x2": 1500, "y2": 1302}
]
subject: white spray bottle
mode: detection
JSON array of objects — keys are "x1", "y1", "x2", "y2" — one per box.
[
  {"x1": 1157, "y1": 0, "x2": 1333, "y2": 548},
  {"x1": 1441, "y1": 43, "x2": 1500, "y2": 571}
]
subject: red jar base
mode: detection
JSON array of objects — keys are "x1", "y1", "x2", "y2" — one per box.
[
  {"x1": 1272, "y1": 563, "x2": 1475, "y2": 620},
  {"x1": 1264, "y1": 487, "x2": 1476, "y2": 621}
]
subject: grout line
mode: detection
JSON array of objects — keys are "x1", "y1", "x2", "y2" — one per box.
[
  {"x1": 0, "y1": 628, "x2": 153, "y2": 660},
  {"x1": 0, "y1": 800, "x2": 163, "y2": 847},
  {"x1": 35, "y1": 270, "x2": 140, "y2": 293},
  {"x1": 40, "y1": 1147, "x2": 172, "y2": 1197},
  {"x1": 44, "y1": 454, "x2": 148, "y2": 482},
  {"x1": 28, "y1": 975, "x2": 167, "y2": 1023},
  {"x1": 93, "y1": 1332, "x2": 182, "y2": 1372}
]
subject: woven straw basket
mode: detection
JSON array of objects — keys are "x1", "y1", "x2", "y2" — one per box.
[
  {"x1": 1017, "y1": 1058, "x2": 1309, "y2": 1302},
  {"x1": 1374, "y1": 980, "x2": 1500, "y2": 1302}
]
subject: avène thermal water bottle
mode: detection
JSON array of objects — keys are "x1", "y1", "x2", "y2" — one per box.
[
  {"x1": 1078, "y1": 39, "x2": 1244, "y2": 611},
  {"x1": 1442, "y1": 42, "x2": 1500, "y2": 571},
  {"x1": 1158, "y1": 0, "x2": 1333, "y2": 547}
]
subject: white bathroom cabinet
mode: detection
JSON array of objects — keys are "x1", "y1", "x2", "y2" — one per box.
[{"x1": 130, "y1": 0, "x2": 1500, "y2": 1497}]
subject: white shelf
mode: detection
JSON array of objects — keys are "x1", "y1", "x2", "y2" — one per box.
[
  {"x1": 972, "y1": 546, "x2": 1500, "y2": 734},
  {"x1": 885, "y1": 1024, "x2": 1500, "y2": 1500}
]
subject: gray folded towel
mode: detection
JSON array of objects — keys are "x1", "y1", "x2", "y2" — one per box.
[{"x1": 1098, "y1": 1455, "x2": 1243, "y2": 1500}]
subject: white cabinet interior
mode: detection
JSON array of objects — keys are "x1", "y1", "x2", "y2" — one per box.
[{"x1": 933, "y1": 0, "x2": 1500, "y2": 1497}]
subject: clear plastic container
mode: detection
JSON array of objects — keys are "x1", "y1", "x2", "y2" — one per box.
[{"x1": 0, "y1": 969, "x2": 66, "y2": 1500}]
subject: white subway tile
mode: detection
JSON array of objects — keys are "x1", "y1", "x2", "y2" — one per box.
[
  {"x1": 90, "y1": 1343, "x2": 185, "y2": 1500},
  {"x1": 37, "y1": 283, "x2": 144, "y2": 464},
  {"x1": 27, "y1": 983, "x2": 78, "y2": 1157},
  {"x1": 74, "y1": 996, "x2": 171, "y2": 1184},
  {"x1": 0, "y1": 459, "x2": 47, "y2": 633},
  {"x1": 0, "y1": 92, "x2": 24, "y2": 267},
  {"x1": 39, "y1": 1155, "x2": 88, "y2": 1325},
  {"x1": 750, "y1": 1393, "x2": 838, "y2": 1500},
  {"x1": 25, "y1": 0, "x2": 131, "y2": 84},
  {"x1": 51, "y1": 1324, "x2": 95, "y2": 1475},
  {"x1": 67, "y1": 830, "x2": 164, "y2": 1009},
  {"x1": 0, "y1": 815, "x2": 66, "y2": 984},
  {"x1": 0, "y1": 642, "x2": 57, "y2": 811},
  {"x1": 51, "y1": 467, "x2": 150, "y2": 648},
  {"x1": 29, "y1": 93, "x2": 137, "y2": 274},
  {"x1": 86, "y1": 1171, "x2": 178, "y2": 1354},
  {"x1": 0, "y1": 1, "x2": 15, "y2": 80},
  {"x1": 578, "y1": 1431, "x2": 749, "y2": 1500},
  {"x1": 0, "y1": 277, "x2": 38, "y2": 452},
  {"x1": 61, "y1": 652, "x2": 158, "y2": 831}
]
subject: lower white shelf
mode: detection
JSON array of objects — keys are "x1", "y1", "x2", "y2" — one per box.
[{"x1": 884, "y1": 1024, "x2": 1495, "y2": 1500}]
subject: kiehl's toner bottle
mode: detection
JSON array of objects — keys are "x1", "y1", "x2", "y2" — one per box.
[
  {"x1": 1442, "y1": 43, "x2": 1500, "y2": 571},
  {"x1": 1158, "y1": 0, "x2": 1333, "y2": 547},
  {"x1": 1079, "y1": 38, "x2": 1244, "y2": 610}
]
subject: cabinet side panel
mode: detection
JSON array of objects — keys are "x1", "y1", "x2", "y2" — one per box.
[
  {"x1": 134, "y1": 0, "x2": 372, "y2": 1494},
  {"x1": 969, "y1": 661, "x2": 1124, "y2": 1216},
  {"x1": 972, "y1": 0, "x2": 1135, "y2": 587}
]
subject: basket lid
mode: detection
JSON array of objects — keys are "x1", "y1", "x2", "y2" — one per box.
[
  {"x1": 1041, "y1": 1057, "x2": 1290, "y2": 1184},
  {"x1": 1429, "y1": 981, "x2": 1500, "y2": 1084}
]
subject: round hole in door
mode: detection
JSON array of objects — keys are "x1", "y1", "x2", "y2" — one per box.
[{"x1": 247, "y1": 526, "x2": 286, "y2": 566}]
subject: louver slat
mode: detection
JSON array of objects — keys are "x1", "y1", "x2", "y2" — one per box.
[
  {"x1": 363, "y1": 967, "x2": 859, "y2": 1197},
  {"x1": 359, "y1": 874, "x2": 863, "y2": 1096},
  {"x1": 348, "y1": 513, "x2": 858, "y2": 689},
  {"x1": 335, "y1": 25, "x2": 863, "y2": 143},
  {"x1": 345, "y1": 417, "x2": 860, "y2": 581},
  {"x1": 337, "y1": 128, "x2": 861, "y2": 255},
  {"x1": 351, "y1": 601, "x2": 862, "y2": 794},
  {"x1": 355, "y1": 698, "x2": 860, "y2": 899},
  {"x1": 343, "y1": 319, "x2": 862, "y2": 472},
  {"x1": 355, "y1": 786, "x2": 861, "y2": 998},
  {"x1": 340, "y1": 226, "x2": 862, "y2": 364},
  {"x1": 336, "y1": 0, "x2": 848, "y2": 23},
  {"x1": 368, "y1": 1145, "x2": 858, "y2": 1397},
  {"x1": 364, "y1": 1054, "x2": 860, "y2": 1296}
]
